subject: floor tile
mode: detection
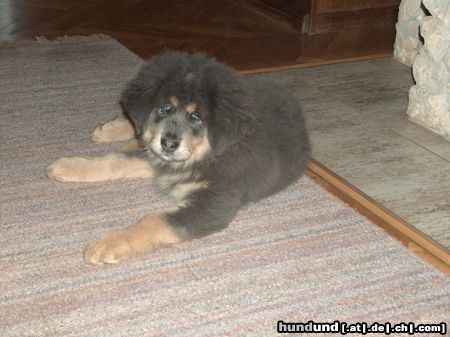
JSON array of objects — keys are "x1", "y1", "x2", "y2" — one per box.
[{"x1": 369, "y1": 58, "x2": 415, "y2": 83}]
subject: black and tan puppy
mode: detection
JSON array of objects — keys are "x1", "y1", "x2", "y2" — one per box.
[{"x1": 46, "y1": 52, "x2": 310, "y2": 265}]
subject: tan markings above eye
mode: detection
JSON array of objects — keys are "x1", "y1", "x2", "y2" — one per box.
[
  {"x1": 169, "y1": 96, "x2": 179, "y2": 107},
  {"x1": 186, "y1": 103, "x2": 197, "y2": 113}
]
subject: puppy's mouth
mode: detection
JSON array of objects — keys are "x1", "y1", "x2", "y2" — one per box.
[
  {"x1": 154, "y1": 150, "x2": 180, "y2": 162},
  {"x1": 148, "y1": 145, "x2": 190, "y2": 163}
]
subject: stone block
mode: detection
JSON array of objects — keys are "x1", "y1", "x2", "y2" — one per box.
[
  {"x1": 394, "y1": 0, "x2": 425, "y2": 65},
  {"x1": 408, "y1": 85, "x2": 450, "y2": 137},
  {"x1": 423, "y1": 0, "x2": 450, "y2": 27},
  {"x1": 398, "y1": 0, "x2": 424, "y2": 21},
  {"x1": 421, "y1": 17, "x2": 450, "y2": 61},
  {"x1": 445, "y1": 51, "x2": 450, "y2": 73},
  {"x1": 413, "y1": 52, "x2": 449, "y2": 92}
]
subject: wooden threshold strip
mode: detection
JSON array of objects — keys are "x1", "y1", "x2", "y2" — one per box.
[{"x1": 306, "y1": 159, "x2": 450, "y2": 274}]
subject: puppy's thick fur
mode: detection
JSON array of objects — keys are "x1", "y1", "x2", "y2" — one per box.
[{"x1": 46, "y1": 52, "x2": 310, "y2": 264}]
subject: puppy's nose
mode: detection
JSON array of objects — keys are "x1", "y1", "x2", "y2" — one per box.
[{"x1": 161, "y1": 137, "x2": 180, "y2": 153}]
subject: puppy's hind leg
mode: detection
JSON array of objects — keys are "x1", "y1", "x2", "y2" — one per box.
[
  {"x1": 92, "y1": 118, "x2": 135, "y2": 143},
  {"x1": 46, "y1": 153, "x2": 153, "y2": 182}
]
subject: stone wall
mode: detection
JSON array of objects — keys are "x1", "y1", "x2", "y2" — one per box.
[
  {"x1": 394, "y1": 0, "x2": 425, "y2": 66},
  {"x1": 407, "y1": 0, "x2": 450, "y2": 140}
]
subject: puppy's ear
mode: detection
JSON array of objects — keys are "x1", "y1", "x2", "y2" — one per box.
[
  {"x1": 120, "y1": 81, "x2": 152, "y2": 137},
  {"x1": 213, "y1": 119, "x2": 237, "y2": 156},
  {"x1": 213, "y1": 114, "x2": 252, "y2": 156},
  {"x1": 204, "y1": 70, "x2": 254, "y2": 157},
  {"x1": 209, "y1": 90, "x2": 254, "y2": 156}
]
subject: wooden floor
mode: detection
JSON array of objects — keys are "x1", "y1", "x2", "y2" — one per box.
[{"x1": 0, "y1": 0, "x2": 393, "y2": 69}]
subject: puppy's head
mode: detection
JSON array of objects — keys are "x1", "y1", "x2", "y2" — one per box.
[
  {"x1": 121, "y1": 51, "x2": 252, "y2": 166},
  {"x1": 141, "y1": 96, "x2": 210, "y2": 164}
]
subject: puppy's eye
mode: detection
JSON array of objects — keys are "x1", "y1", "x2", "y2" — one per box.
[
  {"x1": 189, "y1": 112, "x2": 201, "y2": 122},
  {"x1": 158, "y1": 104, "x2": 173, "y2": 116}
]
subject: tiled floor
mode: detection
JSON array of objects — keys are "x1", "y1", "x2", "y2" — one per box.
[{"x1": 252, "y1": 58, "x2": 450, "y2": 250}]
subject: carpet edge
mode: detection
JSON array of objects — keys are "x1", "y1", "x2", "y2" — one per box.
[{"x1": 0, "y1": 34, "x2": 115, "y2": 49}]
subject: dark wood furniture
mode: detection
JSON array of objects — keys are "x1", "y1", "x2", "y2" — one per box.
[{"x1": 252, "y1": 0, "x2": 401, "y2": 62}]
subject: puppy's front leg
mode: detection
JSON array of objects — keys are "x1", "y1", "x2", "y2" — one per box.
[
  {"x1": 84, "y1": 186, "x2": 242, "y2": 264},
  {"x1": 46, "y1": 153, "x2": 152, "y2": 182},
  {"x1": 84, "y1": 214, "x2": 182, "y2": 264},
  {"x1": 91, "y1": 117, "x2": 135, "y2": 143}
]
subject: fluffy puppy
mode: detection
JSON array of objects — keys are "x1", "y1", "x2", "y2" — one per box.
[{"x1": 46, "y1": 52, "x2": 310, "y2": 264}]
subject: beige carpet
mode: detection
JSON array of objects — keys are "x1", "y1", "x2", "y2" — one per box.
[{"x1": 0, "y1": 36, "x2": 449, "y2": 337}]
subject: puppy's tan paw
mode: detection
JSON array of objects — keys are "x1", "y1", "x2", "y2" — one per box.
[
  {"x1": 83, "y1": 214, "x2": 182, "y2": 265},
  {"x1": 92, "y1": 118, "x2": 135, "y2": 143},
  {"x1": 84, "y1": 231, "x2": 133, "y2": 265},
  {"x1": 120, "y1": 139, "x2": 142, "y2": 152},
  {"x1": 46, "y1": 157, "x2": 92, "y2": 182}
]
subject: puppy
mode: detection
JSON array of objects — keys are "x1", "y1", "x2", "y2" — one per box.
[{"x1": 46, "y1": 52, "x2": 310, "y2": 264}]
